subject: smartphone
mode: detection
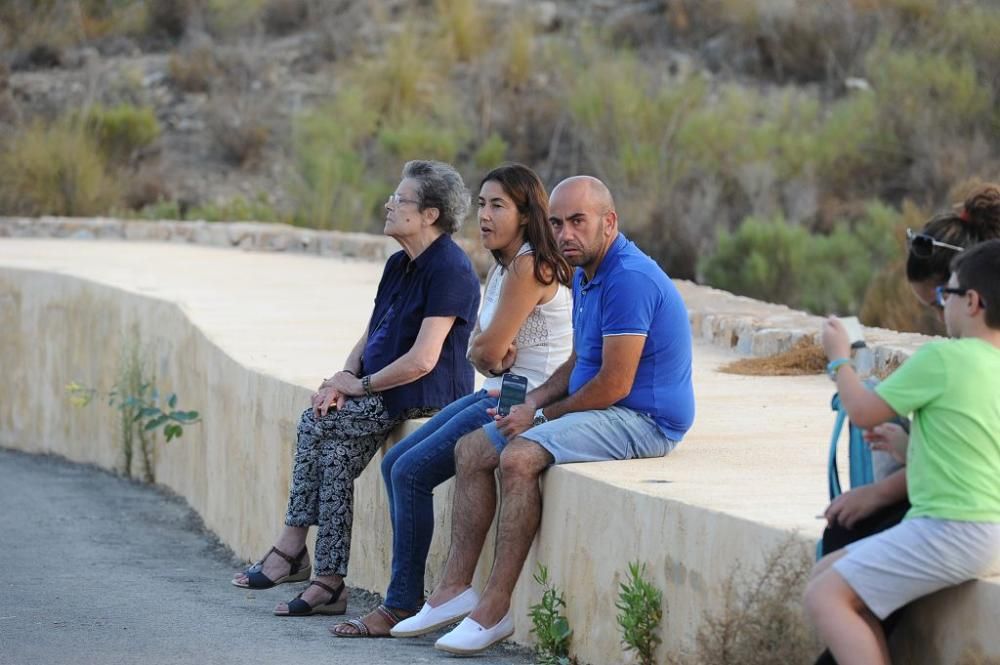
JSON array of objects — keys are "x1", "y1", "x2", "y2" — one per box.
[
  {"x1": 496, "y1": 373, "x2": 528, "y2": 417},
  {"x1": 840, "y1": 316, "x2": 867, "y2": 349}
]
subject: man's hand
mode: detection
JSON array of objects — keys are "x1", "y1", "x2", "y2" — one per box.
[
  {"x1": 821, "y1": 316, "x2": 852, "y2": 361},
  {"x1": 865, "y1": 422, "x2": 909, "y2": 465},
  {"x1": 824, "y1": 483, "x2": 884, "y2": 529},
  {"x1": 486, "y1": 389, "x2": 537, "y2": 440},
  {"x1": 312, "y1": 386, "x2": 341, "y2": 418}
]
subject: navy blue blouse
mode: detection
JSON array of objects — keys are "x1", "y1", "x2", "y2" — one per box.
[{"x1": 361, "y1": 233, "x2": 481, "y2": 417}]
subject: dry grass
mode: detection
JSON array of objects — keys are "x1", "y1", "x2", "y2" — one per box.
[
  {"x1": 719, "y1": 337, "x2": 827, "y2": 376},
  {"x1": 0, "y1": 119, "x2": 120, "y2": 216},
  {"x1": 957, "y1": 648, "x2": 1000, "y2": 665}
]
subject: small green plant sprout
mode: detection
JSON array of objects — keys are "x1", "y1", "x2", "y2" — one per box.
[
  {"x1": 66, "y1": 333, "x2": 200, "y2": 483},
  {"x1": 528, "y1": 563, "x2": 575, "y2": 665},
  {"x1": 616, "y1": 561, "x2": 664, "y2": 665},
  {"x1": 67, "y1": 382, "x2": 199, "y2": 443}
]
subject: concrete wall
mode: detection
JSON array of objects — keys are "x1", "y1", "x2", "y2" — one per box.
[{"x1": 1, "y1": 228, "x2": 998, "y2": 665}]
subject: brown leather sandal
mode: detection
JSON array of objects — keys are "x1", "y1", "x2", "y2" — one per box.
[
  {"x1": 274, "y1": 580, "x2": 347, "y2": 617},
  {"x1": 330, "y1": 605, "x2": 408, "y2": 638},
  {"x1": 231, "y1": 545, "x2": 311, "y2": 589}
]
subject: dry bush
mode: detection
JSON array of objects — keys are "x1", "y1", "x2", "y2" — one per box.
[
  {"x1": 168, "y1": 48, "x2": 221, "y2": 93},
  {"x1": 145, "y1": 0, "x2": 194, "y2": 42},
  {"x1": 123, "y1": 165, "x2": 170, "y2": 211},
  {"x1": 262, "y1": 0, "x2": 310, "y2": 35},
  {"x1": 206, "y1": 97, "x2": 271, "y2": 168},
  {"x1": 682, "y1": 538, "x2": 818, "y2": 665}
]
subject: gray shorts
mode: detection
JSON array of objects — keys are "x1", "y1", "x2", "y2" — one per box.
[
  {"x1": 833, "y1": 517, "x2": 1000, "y2": 619},
  {"x1": 483, "y1": 405, "x2": 678, "y2": 465}
]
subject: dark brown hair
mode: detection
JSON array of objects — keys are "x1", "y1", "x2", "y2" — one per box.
[
  {"x1": 479, "y1": 163, "x2": 572, "y2": 287},
  {"x1": 907, "y1": 184, "x2": 1000, "y2": 284},
  {"x1": 951, "y1": 238, "x2": 1000, "y2": 329}
]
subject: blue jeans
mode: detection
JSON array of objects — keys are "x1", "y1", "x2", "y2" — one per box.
[{"x1": 381, "y1": 389, "x2": 494, "y2": 610}]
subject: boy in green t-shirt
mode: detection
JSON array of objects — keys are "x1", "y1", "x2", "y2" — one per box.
[{"x1": 804, "y1": 239, "x2": 1000, "y2": 665}]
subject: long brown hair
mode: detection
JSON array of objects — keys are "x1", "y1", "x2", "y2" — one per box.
[{"x1": 480, "y1": 163, "x2": 572, "y2": 287}]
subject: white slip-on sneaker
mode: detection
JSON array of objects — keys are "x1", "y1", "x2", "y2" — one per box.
[
  {"x1": 390, "y1": 587, "x2": 480, "y2": 638},
  {"x1": 434, "y1": 611, "x2": 515, "y2": 655}
]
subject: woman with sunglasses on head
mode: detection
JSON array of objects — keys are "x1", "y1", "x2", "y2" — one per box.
[
  {"x1": 229, "y1": 160, "x2": 482, "y2": 618},
  {"x1": 905, "y1": 184, "x2": 1000, "y2": 313},
  {"x1": 813, "y1": 183, "x2": 1000, "y2": 665},
  {"x1": 331, "y1": 163, "x2": 574, "y2": 638}
]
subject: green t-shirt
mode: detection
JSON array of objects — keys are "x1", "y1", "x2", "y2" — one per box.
[{"x1": 875, "y1": 338, "x2": 1000, "y2": 522}]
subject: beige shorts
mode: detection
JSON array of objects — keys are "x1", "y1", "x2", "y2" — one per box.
[{"x1": 834, "y1": 516, "x2": 1000, "y2": 619}]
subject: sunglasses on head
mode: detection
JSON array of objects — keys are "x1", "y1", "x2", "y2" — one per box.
[{"x1": 906, "y1": 228, "x2": 964, "y2": 258}]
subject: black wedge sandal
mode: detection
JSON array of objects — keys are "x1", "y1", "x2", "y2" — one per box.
[{"x1": 274, "y1": 580, "x2": 347, "y2": 617}]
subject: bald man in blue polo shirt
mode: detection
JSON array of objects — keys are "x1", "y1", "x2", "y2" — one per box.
[{"x1": 391, "y1": 176, "x2": 695, "y2": 654}]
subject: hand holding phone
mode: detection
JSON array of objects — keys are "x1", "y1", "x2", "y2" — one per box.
[{"x1": 496, "y1": 373, "x2": 528, "y2": 417}]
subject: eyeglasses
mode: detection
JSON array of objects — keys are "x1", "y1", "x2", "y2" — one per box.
[
  {"x1": 386, "y1": 193, "x2": 420, "y2": 208},
  {"x1": 935, "y1": 285, "x2": 987, "y2": 308},
  {"x1": 906, "y1": 228, "x2": 964, "y2": 258}
]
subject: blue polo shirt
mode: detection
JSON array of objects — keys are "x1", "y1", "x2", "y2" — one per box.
[
  {"x1": 569, "y1": 233, "x2": 694, "y2": 441},
  {"x1": 362, "y1": 233, "x2": 481, "y2": 417}
]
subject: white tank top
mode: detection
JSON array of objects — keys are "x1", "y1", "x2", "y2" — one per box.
[{"x1": 474, "y1": 244, "x2": 573, "y2": 392}]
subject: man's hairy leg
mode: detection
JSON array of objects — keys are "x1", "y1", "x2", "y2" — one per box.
[{"x1": 469, "y1": 438, "x2": 552, "y2": 627}]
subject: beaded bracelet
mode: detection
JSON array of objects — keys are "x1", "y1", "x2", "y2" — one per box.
[{"x1": 361, "y1": 374, "x2": 374, "y2": 396}]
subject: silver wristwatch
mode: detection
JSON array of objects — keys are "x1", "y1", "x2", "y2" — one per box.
[{"x1": 532, "y1": 408, "x2": 548, "y2": 427}]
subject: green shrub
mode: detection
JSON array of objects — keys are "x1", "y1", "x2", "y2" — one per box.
[
  {"x1": 203, "y1": 0, "x2": 266, "y2": 37},
  {"x1": 0, "y1": 120, "x2": 119, "y2": 216},
  {"x1": 84, "y1": 104, "x2": 160, "y2": 164},
  {"x1": 188, "y1": 195, "x2": 282, "y2": 222},
  {"x1": 866, "y1": 45, "x2": 992, "y2": 134},
  {"x1": 353, "y1": 20, "x2": 446, "y2": 119},
  {"x1": 502, "y1": 14, "x2": 534, "y2": 87},
  {"x1": 701, "y1": 206, "x2": 901, "y2": 315},
  {"x1": 290, "y1": 87, "x2": 381, "y2": 230},
  {"x1": 616, "y1": 561, "x2": 663, "y2": 665},
  {"x1": 473, "y1": 132, "x2": 508, "y2": 170},
  {"x1": 135, "y1": 199, "x2": 184, "y2": 220},
  {"x1": 529, "y1": 564, "x2": 575, "y2": 665},
  {"x1": 377, "y1": 113, "x2": 468, "y2": 164}
]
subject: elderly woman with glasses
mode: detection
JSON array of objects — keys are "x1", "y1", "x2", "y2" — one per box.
[
  {"x1": 230, "y1": 160, "x2": 481, "y2": 618},
  {"x1": 812, "y1": 182, "x2": 1000, "y2": 665}
]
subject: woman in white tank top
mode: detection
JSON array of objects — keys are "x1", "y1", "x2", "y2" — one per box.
[{"x1": 332, "y1": 164, "x2": 573, "y2": 637}]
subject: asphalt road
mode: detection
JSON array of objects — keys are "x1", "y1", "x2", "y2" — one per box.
[{"x1": 0, "y1": 448, "x2": 534, "y2": 665}]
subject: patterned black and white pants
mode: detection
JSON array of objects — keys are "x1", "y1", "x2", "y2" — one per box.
[{"x1": 283, "y1": 394, "x2": 434, "y2": 577}]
